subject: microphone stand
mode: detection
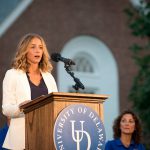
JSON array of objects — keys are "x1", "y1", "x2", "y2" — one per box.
[{"x1": 64, "y1": 63, "x2": 85, "y2": 93}]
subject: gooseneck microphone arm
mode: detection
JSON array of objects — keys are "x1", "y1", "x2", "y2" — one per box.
[
  {"x1": 64, "y1": 63, "x2": 85, "y2": 92},
  {"x1": 51, "y1": 53, "x2": 85, "y2": 92}
]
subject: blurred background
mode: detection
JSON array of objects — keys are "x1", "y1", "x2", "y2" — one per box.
[{"x1": 0, "y1": 0, "x2": 149, "y2": 147}]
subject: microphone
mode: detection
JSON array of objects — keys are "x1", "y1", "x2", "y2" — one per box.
[{"x1": 51, "y1": 53, "x2": 75, "y2": 65}]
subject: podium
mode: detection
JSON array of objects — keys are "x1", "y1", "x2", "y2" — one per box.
[{"x1": 21, "y1": 92, "x2": 108, "y2": 150}]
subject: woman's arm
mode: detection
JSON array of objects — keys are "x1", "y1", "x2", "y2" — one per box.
[{"x1": 2, "y1": 70, "x2": 23, "y2": 118}]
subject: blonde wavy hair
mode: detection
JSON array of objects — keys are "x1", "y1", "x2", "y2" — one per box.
[{"x1": 12, "y1": 33, "x2": 53, "y2": 72}]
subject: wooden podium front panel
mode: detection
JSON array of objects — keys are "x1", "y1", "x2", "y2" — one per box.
[
  {"x1": 52, "y1": 93, "x2": 105, "y2": 122},
  {"x1": 53, "y1": 101, "x2": 104, "y2": 122},
  {"x1": 22, "y1": 92, "x2": 108, "y2": 150},
  {"x1": 25, "y1": 102, "x2": 55, "y2": 150}
]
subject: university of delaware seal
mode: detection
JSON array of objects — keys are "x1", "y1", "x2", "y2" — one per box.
[{"x1": 53, "y1": 104, "x2": 106, "y2": 150}]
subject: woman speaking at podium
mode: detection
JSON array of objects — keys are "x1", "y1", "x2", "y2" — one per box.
[{"x1": 2, "y1": 33, "x2": 58, "y2": 150}]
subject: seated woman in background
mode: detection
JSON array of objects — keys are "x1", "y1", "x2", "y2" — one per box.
[{"x1": 105, "y1": 110, "x2": 145, "y2": 150}]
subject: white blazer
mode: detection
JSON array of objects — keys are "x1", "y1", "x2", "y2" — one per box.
[{"x1": 2, "y1": 69, "x2": 58, "y2": 150}]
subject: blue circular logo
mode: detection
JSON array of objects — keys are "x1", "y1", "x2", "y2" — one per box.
[{"x1": 53, "y1": 104, "x2": 106, "y2": 150}]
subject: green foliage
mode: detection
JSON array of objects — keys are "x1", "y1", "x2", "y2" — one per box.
[
  {"x1": 125, "y1": 2, "x2": 150, "y2": 37},
  {"x1": 125, "y1": 1, "x2": 150, "y2": 149}
]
